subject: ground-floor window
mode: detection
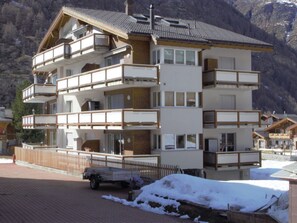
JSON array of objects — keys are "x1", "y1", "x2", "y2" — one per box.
[{"x1": 106, "y1": 133, "x2": 124, "y2": 155}]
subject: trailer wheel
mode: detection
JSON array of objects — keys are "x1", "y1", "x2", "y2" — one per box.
[{"x1": 90, "y1": 176, "x2": 99, "y2": 190}]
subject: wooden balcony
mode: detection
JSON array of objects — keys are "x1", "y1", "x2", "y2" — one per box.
[
  {"x1": 203, "y1": 69, "x2": 260, "y2": 89},
  {"x1": 268, "y1": 133, "x2": 290, "y2": 139},
  {"x1": 22, "y1": 84, "x2": 56, "y2": 103},
  {"x1": 22, "y1": 114, "x2": 56, "y2": 129},
  {"x1": 203, "y1": 110, "x2": 261, "y2": 128},
  {"x1": 57, "y1": 109, "x2": 159, "y2": 130},
  {"x1": 33, "y1": 33, "x2": 109, "y2": 72},
  {"x1": 204, "y1": 151, "x2": 261, "y2": 170},
  {"x1": 56, "y1": 64, "x2": 159, "y2": 94}
]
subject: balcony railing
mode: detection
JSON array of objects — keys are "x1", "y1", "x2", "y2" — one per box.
[
  {"x1": 203, "y1": 69, "x2": 260, "y2": 89},
  {"x1": 57, "y1": 109, "x2": 159, "y2": 130},
  {"x1": 204, "y1": 151, "x2": 261, "y2": 170},
  {"x1": 203, "y1": 110, "x2": 261, "y2": 128},
  {"x1": 32, "y1": 33, "x2": 110, "y2": 71},
  {"x1": 32, "y1": 43, "x2": 70, "y2": 70},
  {"x1": 22, "y1": 84, "x2": 56, "y2": 103},
  {"x1": 56, "y1": 64, "x2": 159, "y2": 94},
  {"x1": 268, "y1": 133, "x2": 291, "y2": 139},
  {"x1": 22, "y1": 114, "x2": 56, "y2": 129}
]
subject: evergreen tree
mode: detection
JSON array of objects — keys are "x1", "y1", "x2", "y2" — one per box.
[{"x1": 11, "y1": 80, "x2": 44, "y2": 144}]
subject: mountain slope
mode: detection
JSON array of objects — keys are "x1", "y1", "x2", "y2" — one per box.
[{"x1": 1, "y1": 0, "x2": 297, "y2": 113}]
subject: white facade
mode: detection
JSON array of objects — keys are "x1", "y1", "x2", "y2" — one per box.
[{"x1": 22, "y1": 10, "x2": 264, "y2": 174}]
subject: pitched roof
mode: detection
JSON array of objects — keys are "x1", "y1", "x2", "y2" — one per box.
[
  {"x1": 253, "y1": 131, "x2": 269, "y2": 139},
  {"x1": 65, "y1": 7, "x2": 272, "y2": 47},
  {"x1": 39, "y1": 7, "x2": 273, "y2": 52},
  {"x1": 264, "y1": 117, "x2": 297, "y2": 132}
]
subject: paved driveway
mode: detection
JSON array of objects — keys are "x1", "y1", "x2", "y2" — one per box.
[{"x1": 0, "y1": 162, "x2": 191, "y2": 223}]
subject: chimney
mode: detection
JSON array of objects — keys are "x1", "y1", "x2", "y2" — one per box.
[
  {"x1": 150, "y1": 4, "x2": 154, "y2": 30},
  {"x1": 125, "y1": 0, "x2": 134, "y2": 16}
]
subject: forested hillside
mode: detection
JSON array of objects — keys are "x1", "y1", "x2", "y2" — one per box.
[{"x1": 1, "y1": 0, "x2": 297, "y2": 113}]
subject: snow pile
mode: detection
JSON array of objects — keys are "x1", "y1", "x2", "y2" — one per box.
[{"x1": 133, "y1": 174, "x2": 288, "y2": 212}]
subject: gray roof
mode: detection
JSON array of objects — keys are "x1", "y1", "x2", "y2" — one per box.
[
  {"x1": 272, "y1": 162, "x2": 297, "y2": 181},
  {"x1": 64, "y1": 7, "x2": 272, "y2": 48}
]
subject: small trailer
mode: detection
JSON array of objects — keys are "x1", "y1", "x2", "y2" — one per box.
[{"x1": 82, "y1": 167, "x2": 141, "y2": 190}]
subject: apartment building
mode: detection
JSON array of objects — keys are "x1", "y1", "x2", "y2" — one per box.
[{"x1": 22, "y1": 3, "x2": 272, "y2": 179}]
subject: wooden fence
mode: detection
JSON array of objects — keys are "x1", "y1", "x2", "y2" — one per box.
[{"x1": 14, "y1": 147, "x2": 178, "y2": 180}]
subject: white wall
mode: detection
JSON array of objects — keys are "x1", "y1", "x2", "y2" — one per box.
[
  {"x1": 203, "y1": 47, "x2": 252, "y2": 71},
  {"x1": 160, "y1": 150, "x2": 203, "y2": 169},
  {"x1": 159, "y1": 64, "x2": 202, "y2": 92},
  {"x1": 203, "y1": 89, "x2": 252, "y2": 110}
]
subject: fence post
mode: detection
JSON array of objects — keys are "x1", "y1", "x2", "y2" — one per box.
[{"x1": 157, "y1": 156, "x2": 161, "y2": 179}]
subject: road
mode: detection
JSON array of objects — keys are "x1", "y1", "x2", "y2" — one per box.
[{"x1": 0, "y1": 161, "x2": 192, "y2": 223}]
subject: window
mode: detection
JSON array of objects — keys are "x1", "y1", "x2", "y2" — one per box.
[
  {"x1": 153, "y1": 134, "x2": 161, "y2": 150},
  {"x1": 176, "y1": 92, "x2": 185, "y2": 106},
  {"x1": 164, "y1": 134, "x2": 175, "y2": 150},
  {"x1": 186, "y1": 51, "x2": 195, "y2": 65},
  {"x1": 66, "y1": 101, "x2": 72, "y2": 113},
  {"x1": 176, "y1": 135, "x2": 185, "y2": 149},
  {"x1": 175, "y1": 50, "x2": 184, "y2": 64},
  {"x1": 220, "y1": 133, "x2": 236, "y2": 151},
  {"x1": 152, "y1": 92, "x2": 161, "y2": 107},
  {"x1": 164, "y1": 49, "x2": 174, "y2": 64},
  {"x1": 66, "y1": 133, "x2": 73, "y2": 148},
  {"x1": 107, "y1": 94, "x2": 124, "y2": 109},
  {"x1": 152, "y1": 50, "x2": 156, "y2": 64},
  {"x1": 186, "y1": 92, "x2": 196, "y2": 107},
  {"x1": 165, "y1": 92, "x2": 174, "y2": 106},
  {"x1": 198, "y1": 92, "x2": 203, "y2": 107},
  {"x1": 187, "y1": 134, "x2": 196, "y2": 149},
  {"x1": 157, "y1": 50, "x2": 160, "y2": 63}
]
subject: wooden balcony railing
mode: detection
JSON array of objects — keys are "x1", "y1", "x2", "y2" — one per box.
[
  {"x1": 32, "y1": 42, "x2": 70, "y2": 70},
  {"x1": 22, "y1": 84, "x2": 56, "y2": 103},
  {"x1": 203, "y1": 110, "x2": 261, "y2": 128},
  {"x1": 203, "y1": 69, "x2": 260, "y2": 89},
  {"x1": 56, "y1": 64, "x2": 159, "y2": 93},
  {"x1": 268, "y1": 133, "x2": 291, "y2": 139},
  {"x1": 22, "y1": 114, "x2": 57, "y2": 129},
  {"x1": 57, "y1": 109, "x2": 159, "y2": 130},
  {"x1": 32, "y1": 33, "x2": 109, "y2": 71},
  {"x1": 204, "y1": 151, "x2": 261, "y2": 170}
]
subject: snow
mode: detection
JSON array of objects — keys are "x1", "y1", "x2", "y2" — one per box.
[{"x1": 102, "y1": 160, "x2": 293, "y2": 222}]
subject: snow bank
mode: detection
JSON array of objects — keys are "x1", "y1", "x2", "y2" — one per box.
[{"x1": 134, "y1": 174, "x2": 288, "y2": 212}]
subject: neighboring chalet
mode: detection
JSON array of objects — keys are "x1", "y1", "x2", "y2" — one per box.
[
  {"x1": 0, "y1": 107, "x2": 15, "y2": 154},
  {"x1": 21, "y1": 2, "x2": 272, "y2": 180},
  {"x1": 253, "y1": 114, "x2": 297, "y2": 151}
]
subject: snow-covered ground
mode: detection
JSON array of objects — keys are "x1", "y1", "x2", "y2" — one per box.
[{"x1": 103, "y1": 160, "x2": 294, "y2": 223}]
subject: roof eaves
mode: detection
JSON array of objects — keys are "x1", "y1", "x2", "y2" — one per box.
[{"x1": 63, "y1": 7, "x2": 129, "y2": 39}]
